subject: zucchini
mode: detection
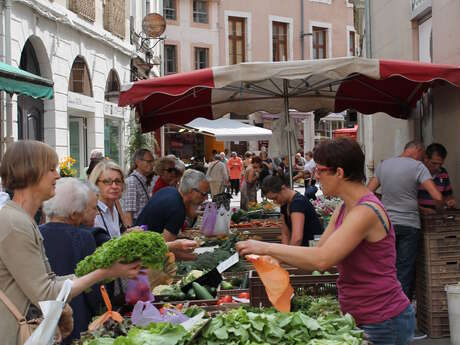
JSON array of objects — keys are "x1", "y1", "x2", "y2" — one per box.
[
  {"x1": 187, "y1": 288, "x2": 196, "y2": 299},
  {"x1": 192, "y1": 282, "x2": 214, "y2": 300}
]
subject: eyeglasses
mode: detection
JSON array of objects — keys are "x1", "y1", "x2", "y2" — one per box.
[
  {"x1": 99, "y1": 178, "x2": 123, "y2": 186},
  {"x1": 193, "y1": 188, "x2": 209, "y2": 197},
  {"x1": 166, "y1": 167, "x2": 178, "y2": 173}
]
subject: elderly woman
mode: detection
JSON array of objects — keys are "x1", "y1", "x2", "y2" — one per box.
[
  {"x1": 152, "y1": 157, "x2": 178, "y2": 195},
  {"x1": 0, "y1": 141, "x2": 140, "y2": 345},
  {"x1": 237, "y1": 138, "x2": 414, "y2": 345},
  {"x1": 39, "y1": 178, "x2": 101, "y2": 344},
  {"x1": 89, "y1": 160, "x2": 126, "y2": 239}
]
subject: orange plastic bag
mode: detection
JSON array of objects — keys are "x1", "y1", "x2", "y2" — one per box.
[
  {"x1": 246, "y1": 254, "x2": 293, "y2": 313},
  {"x1": 88, "y1": 285, "x2": 124, "y2": 331}
]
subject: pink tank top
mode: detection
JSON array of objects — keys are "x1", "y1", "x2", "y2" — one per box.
[{"x1": 335, "y1": 193, "x2": 409, "y2": 325}]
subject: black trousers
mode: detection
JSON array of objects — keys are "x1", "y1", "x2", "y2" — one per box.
[{"x1": 230, "y1": 179, "x2": 240, "y2": 194}]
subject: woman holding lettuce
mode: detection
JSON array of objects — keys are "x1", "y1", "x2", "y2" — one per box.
[{"x1": 237, "y1": 137, "x2": 414, "y2": 345}]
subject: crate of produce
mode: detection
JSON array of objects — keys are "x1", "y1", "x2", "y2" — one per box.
[
  {"x1": 417, "y1": 306, "x2": 450, "y2": 338},
  {"x1": 419, "y1": 231, "x2": 460, "y2": 260},
  {"x1": 217, "y1": 286, "x2": 250, "y2": 299},
  {"x1": 249, "y1": 268, "x2": 338, "y2": 308},
  {"x1": 236, "y1": 227, "x2": 282, "y2": 243},
  {"x1": 421, "y1": 210, "x2": 460, "y2": 233}
]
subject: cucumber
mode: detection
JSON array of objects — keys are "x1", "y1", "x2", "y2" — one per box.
[
  {"x1": 221, "y1": 281, "x2": 233, "y2": 290},
  {"x1": 192, "y1": 282, "x2": 214, "y2": 300},
  {"x1": 187, "y1": 288, "x2": 196, "y2": 299}
]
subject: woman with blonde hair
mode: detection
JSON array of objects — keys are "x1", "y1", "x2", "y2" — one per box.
[{"x1": 0, "y1": 141, "x2": 140, "y2": 345}]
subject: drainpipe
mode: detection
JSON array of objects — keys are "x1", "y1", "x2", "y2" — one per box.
[
  {"x1": 300, "y1": 0, "x2": 305, "y2": 60},
  {"x1": 4, "y1": 0, "x2": 12, "y2": 148},
  {"x1": 365, "y1": 0, "x2": 372, "y2": 58}
]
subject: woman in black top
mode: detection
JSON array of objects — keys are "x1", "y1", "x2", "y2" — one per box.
[{"x1": 262, "y1": 175, "x2": 322, "y2": 246}]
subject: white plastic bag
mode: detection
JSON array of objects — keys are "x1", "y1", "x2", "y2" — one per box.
[
  {"x1": 213, "y1": 205, "x2": 232, "y2": 236},
  {"x1": 25, "y1": 279, "x2": 72, "y2": 345}
]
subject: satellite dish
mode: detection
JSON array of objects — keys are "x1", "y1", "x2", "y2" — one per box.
[{"x1": 142, "y1": 13, "x2": 166, "y2": 38}]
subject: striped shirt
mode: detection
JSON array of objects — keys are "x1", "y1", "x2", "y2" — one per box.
[
  {"x1": 418, "y1": 167, "x2": 453, "y2": 208},
  {"x1": 121, "y1": 170, "x2": 150, "y2": 220}
]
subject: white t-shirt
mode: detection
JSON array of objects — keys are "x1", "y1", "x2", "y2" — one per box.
[{"x1": 303, "y1": 159, "x2": 316, "y2": 174}]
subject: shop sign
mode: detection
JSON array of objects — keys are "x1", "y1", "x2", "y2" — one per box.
[
  {"x1": 68, "y1": 91, "x2": 95, "y2": 113},
  {"x1": 104, "y1": 102, "x2": 124, "y2": 118}
]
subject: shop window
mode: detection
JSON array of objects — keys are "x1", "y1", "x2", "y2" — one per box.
[
  {"x1": 105, "y1": 69, "x2": 120, "y2": 102},
  {"x1": 69, "y1": 56, "x2": 93, "y2": 96},
  {"x1": 104, "y1": 118, "x2": 122, "y2": 164},
  {"x1": 228, "y1": 16, "x2": 246, "y2": 64},
  {"x1": 194, "y1": 47, "x2": 209, "y2": 69},
  {"x1": 272, "y1": 22, "x2": 288, "y2": 61},
  {"x1": 312, "y1": 26, "x2": 327, "y2": 59},
  {"x1": 164, "y1": 0, "x2": 177, "y2": 20},
  {"x1": 165, "y1": 44, "x2": 178, "y2": 74},
  {"x1": 193, "y1": 0, "x2": 208, "y2": 24},
  {"x1": 69, "y1": 117, "x2": 88, "y2": 178},
  {"x1": 349, "y1": 31, "x2": 356, "y2": 56}
]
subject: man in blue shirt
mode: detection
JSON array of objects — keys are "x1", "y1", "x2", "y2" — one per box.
[{"x1": 136, "y1": 169, "x2": 210, "y2": 259}]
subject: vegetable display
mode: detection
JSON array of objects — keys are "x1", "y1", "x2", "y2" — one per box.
[{"x1": 75, "y1": 231, "x2": 168, "y2": 277}]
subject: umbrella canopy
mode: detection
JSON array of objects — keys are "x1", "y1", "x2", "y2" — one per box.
[
  {"x1": 0, "y1": 61, "x2": 54, "y2": 99},
  {"x1": 185, "y1": 117, "x2": 272, "y2": 142},
  {"x1": 119, "y1": 57, "x2": 460, "y2": 132}
]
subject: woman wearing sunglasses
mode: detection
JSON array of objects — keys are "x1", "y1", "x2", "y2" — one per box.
[
  {"x1": 152, "y1": 157, "x2": 179, "y2": 196},
  {"x1": 237, "y1": 137, "x2": 414, "y2": 345}
]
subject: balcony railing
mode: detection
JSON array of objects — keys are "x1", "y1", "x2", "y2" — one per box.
[{"x1": 69, "y1": 0, "x2": 95, "y2": 22}]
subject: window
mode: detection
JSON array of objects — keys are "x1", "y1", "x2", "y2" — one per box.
[
  {"x1": 349, "y1": 31, "x2": 356, "y2": 56},
  {"x1": 193, "y1": 0, "x2": 208, "y2": 24},
  {"x1": 165, "y1": 44, "x2": 178, "y2": 74},
  {"x1": 69, "y1": 56, "x2": 93, "y2": 96},
  {"x1": 272, "y1": 22, "x2": 288, "y2": 61},
  {"x1": 312, "y1": 27, "x2": 327, "y2": 59},
  {"x1": 194, "y1": 47, "x2": 209, "y2": 69},
  {"x1": 164, "y1": 0, "x2": 177, "y2": 20},
  {"x1": 228, "y1": 17, "x2": 246, "y2": 64},
  {"x1": 104, "y1": 118, "x2": 122, "y2": 164},
  {"x1": 105, "y1": 69, "x2": 120, "y2": 102},
  {"x1": 69, "y1": 117, "x2": 88, "y2": 178}
]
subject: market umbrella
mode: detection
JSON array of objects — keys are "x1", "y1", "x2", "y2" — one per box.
[
  {"x1": 119, "y1": 57, "x2": 460, "y2": 185},
  {"x1": 0, "y1": 61, "x2": 54, "y2": 99}
]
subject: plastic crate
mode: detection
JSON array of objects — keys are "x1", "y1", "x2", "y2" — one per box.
[
  {"x1": 249, "y1": 269, "x2": 338, "y2": 308},
  {"x1": 217, "y1": 285, "x2": 250, "y2": 298},
  {"x1": 421, "y1": 210, "x2": 460, "y2": 233},
  {"x1": 417, "y1": 305, "x2": 450, "y2": 338},
  {"x1": 419, "y1": 231, "x2": 460, "y2": 260}
]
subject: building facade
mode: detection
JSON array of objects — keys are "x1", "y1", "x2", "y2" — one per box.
[
  {"x1": 1, "y1": 0, "x2": 160, "y2": 176},
  {"x1": 363, "y1": 0, "x2": 460, "y2": 202}
]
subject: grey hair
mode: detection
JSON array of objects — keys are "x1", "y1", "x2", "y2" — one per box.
[
  {"x1": 43, "y1": 178, "x2": 91, "y2": 218},
  {"x1": 179, "y1": 169, "x2": 207, "y2": 194},
  {"x1": 84, "y1": 181, "x2": 99, "y2": 196},
  {"x1": 404, "y1": 140, "x2": 424, "y2": 151}
]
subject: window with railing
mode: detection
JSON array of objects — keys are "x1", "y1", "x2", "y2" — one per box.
[
  {"x1": 312, "y1": 27, "x2": 327, "y2": 59},
  {"x1": 228, "y1": 16, "x2": 246, "y2": 64},
  {"x1": 103, "y1": 0, "x2": 126, "y2": 38},
  {"x1": 69, "y1": 0, "x2": 95, "y2": 22},
  {"x1": 194, "y1": 47, "x2": 209, "y2": 69},
  {"x1": 164, "y1": 0, "x2": 177, "y2": 20},
  {"x1": 165, "y1": 45, "x2": 178, "y2": 74},
  {"x1": 193, "y1": 0, "x2": 208, "y2": 24},
  {"x1": 272, "y1": 22, "x2": 288, "y2": 61}
]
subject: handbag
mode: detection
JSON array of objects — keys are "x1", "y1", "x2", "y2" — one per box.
[{"x1": 0, "y1": 289, "x2": 64, "y2": 345}]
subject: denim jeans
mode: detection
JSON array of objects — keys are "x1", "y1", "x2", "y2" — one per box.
[
  {"x1": 394, "y1": 225, "x2": 420, "y2": 299},
  {"x1": 361, "y1": 304, "x2": 415, "y2": 345}
]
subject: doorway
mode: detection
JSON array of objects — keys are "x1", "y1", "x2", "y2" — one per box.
[{"x1": 69, "y1": 116, "x2": 87, "y2": 178}]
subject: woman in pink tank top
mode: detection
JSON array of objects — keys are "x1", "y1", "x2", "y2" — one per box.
[{"x1": 237, "y1": 138, "x2": 414, "y2": 345}]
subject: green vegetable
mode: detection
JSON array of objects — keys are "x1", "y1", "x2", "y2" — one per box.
[
  {"x1": 181, "y1": 270, "x2": 204, "y2": 286},
  {"x1": 324, "y1": 271, "x2": 331, "y2": 275},
  {"x1": 208, "y1": 286, "x2": 217, "y2": 295},
  {"x1": 241, "y1": 272, "x2": 249, "y2": 289},
  {"x1": 221, "y1": 281, "x2": 233, "y2": 290},
  {"x1": 312, "y1": 270, "x2": 322, "y2": 276},
  {"x1": 187, "y1": 288, "x2": 196, "y2": 299},
  {"x1": 75, "y1": 231, "x2": 168, "y2": 277},
  {"x1": 192, "y1": 282, "x2": 213, "y2": 300}
]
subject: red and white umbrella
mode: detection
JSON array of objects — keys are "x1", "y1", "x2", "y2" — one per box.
[{"x1": 119, "y1": 57, "x2": 460, "y2": 132}]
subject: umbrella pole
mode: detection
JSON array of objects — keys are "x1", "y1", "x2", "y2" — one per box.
[{"x1": 283, "y1": 80, "x2": 294, "y2": 188}]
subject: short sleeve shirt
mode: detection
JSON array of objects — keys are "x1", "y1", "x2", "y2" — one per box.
[
  {"x1": 121, "y1": 170, "x2": 150, "y2": 220},
  {"x1": 418, "y1": 167, "x2": 453, "y2": 209},
  {"x1": 281, "y1": 192, "x2": 323, "y2": 246},
  {"x1": 375, "y1": 156, "x2": 432, "y2": 228},
  {"x1": 135, "y1": 187, "x2": 186, "y2": 236}
]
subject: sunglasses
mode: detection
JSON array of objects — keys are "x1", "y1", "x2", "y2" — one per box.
[
  {"x1": 99, "y1": 178, "x2": 123, "y2": 186},
  {"x1": 193, "y1": 188, "x2": 209, "y2": 197},
  {"x1": 166, "y1": 167, "x2": 178, "y2": 173}
]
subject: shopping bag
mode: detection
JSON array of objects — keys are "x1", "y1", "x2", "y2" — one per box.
[
  {"x1": 201, "y1": 202, "x2": 217, "y2": 236},
  {"x1": 245, "y1": 255, "x2": 293, "y2": 313},
  {"x1": 131, "y1": 300, "x2": 188, "y2": 327},
  {"x1": 24, "y1": 279, "x2": 73, "y2": 345},
  {"x1": 125, "y1": 271, "x2": 154, "y2": 305},
  {"x1": 88, "y1": 285, "x2": 123, "y2": 331},
  {"x1": 213, "y1": 205, "x2": 232, "y2": 236}
]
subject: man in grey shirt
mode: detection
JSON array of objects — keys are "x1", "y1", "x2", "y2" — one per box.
[{"x1": 368, "y1": 141, "x2": 443, "y2": 299}]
